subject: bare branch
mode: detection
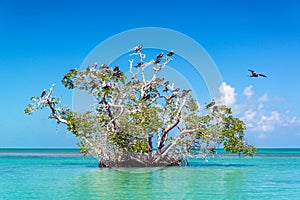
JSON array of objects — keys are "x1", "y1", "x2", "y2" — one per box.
[
  {"x1": 158, "y1": 97, "x2": 187, "y2": 151},
  {"x1": 44, "y1": 84, "x2": 67, "y2": 124}
]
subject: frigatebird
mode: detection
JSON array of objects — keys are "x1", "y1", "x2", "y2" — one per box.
[
  {"x1": 69, "y1": 68, "x2": 77, "y2": 73},
  {"x1": 205, "y1": 99, "x2": 215, "y2": 109},
  {"x1": 100, "y1": 64, "x2": 108, "y2": 69},
  {"x1": 113, "y1": 66, "x2": 120, "y2": 71},
  {"x1": 154, "y1": 58, "x2": 161, "y2": 64},
  {"x1": 135, "y1": 44, "x2": 143, "y2": 52},
  {"x1": 167, "y1": 50, "x2": 174, "y2": 57},
  {"x1": 41, "y1": 89, "x2": 46, "y2": 98},
  {"x1": 248, "y1": 69, "x2": 267, "y2": 78},
  {"x1": 163, "y1": 81, "x2": 169, "y2": 92},
  {"x1": 134, "y1": 62, "x2": 144, "y2": 68},
  {"x1": 142, "y1": 93, "x2": 151, "y2": 101},
  {"x1": 156, "y1": 52, "x2": 164, "y2": 60},
  {"x1": 172, "y1": 88, "x2": 180, "y2": 93},
  {"x1": 181, "y1": 89, "x2": 191, "y2": 97},
  {"x1": 113, "y1": 66, "x2": 122, "y2": 77},
  {"x1": 91, "y1": 62, "x2": 97, "y2": 70}
]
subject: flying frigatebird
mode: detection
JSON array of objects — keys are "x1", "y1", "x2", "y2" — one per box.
[{"x1": 248, "y1": 69, "x2": 267, "y2": 78}]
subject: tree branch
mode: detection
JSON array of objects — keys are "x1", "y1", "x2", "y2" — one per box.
[
  {"x1": 44, "y1": 84, "x2": 68, "y2": 124},
  {"x1": 158, "y1": 97, "x2": 187, "y2": 151}
]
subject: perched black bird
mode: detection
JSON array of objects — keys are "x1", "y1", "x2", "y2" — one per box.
[
  {"x1": 212, "y1": 105, "x2": 219, "y2": 112},
  {"x1": 205, "y1": 99, "x2": 215, "y2": 109},
  {"x1": 163, "y1": 81, "x2": 169, "y2": 92},
  {"x1": 248, "y1": 69, "x2": 267, "y2": 78},
  {"x1": 181, "y1": 89, "x2": 191, "y2": 97},
  {"x1": 113, "y1": 66, "x2": 120, "y2": 71},
  {"x1": 172, "y1": 88, "x2": 180, "y2": 93},
  {"x1": 41, "y1": 89, "x2": 46, "y2": 98},
  {"x1": 91, "y1": 62, "x2": 97, "y2": 70},
  {"x1": 113, "y1": 66, "x2": 122, "y2": 77},
  {"x1": 102, "y1": 84, "x2": 112, "y2": 90},
  {"x1": 154, "y1": 58, "x2": 161, "y2": 64},
  {"x1": 69, "y1": 68, "x2": 77, "y2": 73},
  {"x1": 142, "y1": 93, "x2": 151, "y2": 101},
  {"x1": 100, "y1": 64, "x2": 108, "y2": 69},
  {"x1": 135, "y1": 44, "x2": 143, "y2": 52},
  {"x1": 134, "y1": 62, "x2": 144, "y2": 68},
  {"x1": 156, "y1": 52, "x2": 164, "y2": 60},
  {"x1": 167, "y1": 50, "x2": 174, "y2": 57}
]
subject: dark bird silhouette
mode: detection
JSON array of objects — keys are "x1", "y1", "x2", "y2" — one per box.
[
  {"x1": 205, "y1": 99, "x2": 215, "y2": 109},
  {"x1": 91, "y1": 62, "x2": 97, "y2": 70},
  {"x1": 134, "y1": 62, "x2": 144, "y2": 68},
  {"x1": 41, "y1": 89, "x2": 46, "y2": 98},
  {"x1": 113, "y1": 66, "x2": 122, "y2": 77},
  {"x1": 163, "y1": 81, "x2": 169, "y2": 92},
  {"x1": 113, "y1": 66, "x2": 119, "y2": 71},
  {"x1": 142, "y1": 93, "x2": 151, "y2": 101},
  {"x1": 181, "y1": 89, "x2": 191, "y2": 97},
  {"x1": 100, "y1": 64, "x2": 108, "y2": 69},
  {"x1": 172, "y1": 88, "x2": 180, "y2": 93},
  {"x1": 69, "y1": 68, "x2": 77, "y2": 73},
  {"x1": 156, "y1": 52, "x2": 164, "y2": 60},
  {"x1": 154, "y1": 58, "x2": 161, "y2": 64},
  {"x1": 102, "y1": 84, "x2": 112, "y2": 90},
  {"x1": 212, "y1": 105, "x2": 219, "y2": 112},
  {"x1": 135, "y1": 44, "x2": 143, "y2": 52},
  {"x1": 167, "y1": 50, "x2": 174, "y2": 57},
  {"x1": 248, "y1": 69, "x2": 267, "y2": 78}
]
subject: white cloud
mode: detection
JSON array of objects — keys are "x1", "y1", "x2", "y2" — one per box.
[
  {"x1": 244, "y1": 110, "x2": 257, "y2": 121},
  {"x1": 289, "y1": 117, "x2": 300, "y2": 125},
  {"x1": 257, "y1": 111, "x2": 280, "y2": 132},
  {"x1": 217, "y1": 82, "x2": 236, "y2": 106},
  {"x1": 257, "y1": 103, "x2": 264, "y2": 110},
  {"x1": 243, "y1": 85, "x2": 254, "y2": 98},
  {"x1": 259, "y1": 93, "x2": 269, "y2": 102},
  {"x1": 214, "y1": 82, "x2": 300, "y2": 139}
]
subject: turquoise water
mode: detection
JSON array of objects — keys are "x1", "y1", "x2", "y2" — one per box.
[{"x1": 1, "y1": 149, "x2": 300, "y2": 199}]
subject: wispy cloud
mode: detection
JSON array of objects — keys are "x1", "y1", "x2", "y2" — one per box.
[
  {"x1": 257, "y1": 111, "x2": 280, "y2": 132},
  {"x1": 243, "y1": 85, "x2": 254, "y2": 98},
  {"x1": 216, "y1": 83, "x2": 300, "y2": 139},
  {"x1": 259, "y1": 93, "x2": 269, "y2": 102}
]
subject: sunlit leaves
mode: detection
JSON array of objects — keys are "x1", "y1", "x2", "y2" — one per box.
[{"x1": 25, "y1": 47, "x2": 257, "y2": 167}]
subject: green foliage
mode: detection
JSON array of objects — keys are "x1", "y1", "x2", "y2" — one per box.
[{"x1": 25, "y1": 47, "x2": 257, "y2": 166}]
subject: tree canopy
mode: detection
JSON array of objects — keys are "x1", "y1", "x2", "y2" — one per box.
[{"x1": 25, "y1": 45, "x2": 257, "y2": 167}]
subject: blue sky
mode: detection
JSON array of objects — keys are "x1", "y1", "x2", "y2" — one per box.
[{"x1": 0, "y1": 0, "x2": 299, "y2": 148}]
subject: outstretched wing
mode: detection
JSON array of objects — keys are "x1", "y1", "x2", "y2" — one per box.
[{"x1": 258, "y1": 74, "x2": 267, "y2": 77}]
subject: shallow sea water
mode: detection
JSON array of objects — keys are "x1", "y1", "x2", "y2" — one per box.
[{"x1": 0, "y1": 149, "x2": 299, "y2": 199}]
